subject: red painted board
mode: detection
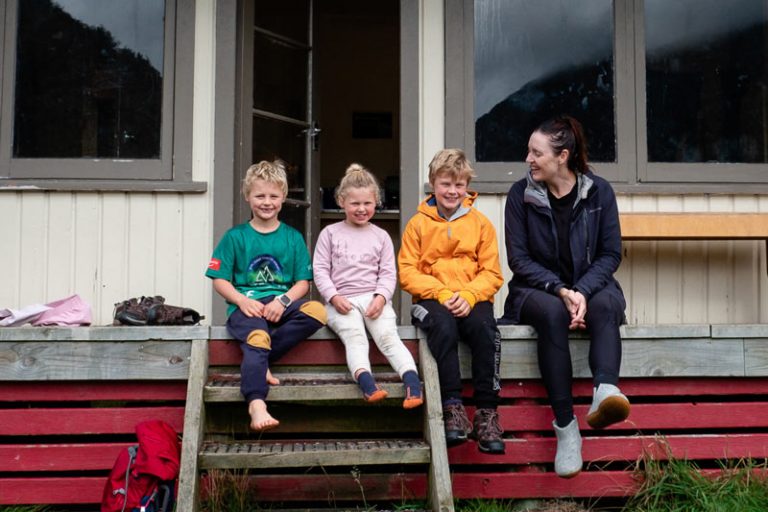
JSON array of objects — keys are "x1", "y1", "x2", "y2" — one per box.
[
  {"x1": 209, "y1": 339, "x2": 419, "y2": 366},
  {"x1": 0, "y1": 407, "x2": 184, "y2": 435},
  {"x1": 473, "y1": 378, "x2": 768, "y2": 399},
  {"x1": 478, "y1": 402, "x2": 768, "y2": 431},
  {"x1": 450, "y1": 471, "x2": 637, "y2": 498},
  {"x1": 200, "y1": 473, "x2": 427, "y2": 502},
  {"x1": 0, "y1": 443, "x2": 130, "y2": 471},
  {"x1": 450, "y1": 469, "x2": 750, "y2": 499},
  {"x1": 448, "y1": 433, "x2": 768, "y2": 465},
  {"x1": 0, "y1": 381, "x2": 187, "y2": 402},
  {"x1": 0, "y1": 477, "x2": 105, "y2": 504}
]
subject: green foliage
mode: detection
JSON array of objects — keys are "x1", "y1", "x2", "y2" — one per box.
[
  {"x1": 456, "y1": 499, "x2": 589, "y2": 512},
  {"x1": 456, "y1": 498, "x2": 520, "y2": 512},
  {"x1": 625, "y1": 457, "x2": 768, "y2": 512}
]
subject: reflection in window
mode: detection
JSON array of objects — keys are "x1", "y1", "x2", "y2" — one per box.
[
  {"x1": 474, "y1": 0, "x2": 615, "y2": 162},
  {"x1": 646, "y1": 0, "x2": 768, "y2": 163},
  {"x1": 14, "y1": 0, "x2": 164, "y2": 159}
]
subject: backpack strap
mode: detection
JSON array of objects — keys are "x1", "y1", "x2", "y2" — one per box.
[{"x1": 113, "y1": 445, "x2": 138, "y2": 512}]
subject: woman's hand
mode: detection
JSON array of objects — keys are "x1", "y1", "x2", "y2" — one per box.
[
  {"x1": 365, "y1": 294, "x2": 386, "y2": 319},
  {"x1": 559, "y1": 288, "x2": 587, "y2": 330},
  {"x1": 330, "y1": 295, "x2": 353, "y2": 315}
]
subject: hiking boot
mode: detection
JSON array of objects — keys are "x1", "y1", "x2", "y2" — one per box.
[
  {"x1": 470, "y1": 408, "x2": 505, "y2": 454},
  {"x1": 553, "y1": 417, "x2": 582, "y2": 478},
  {"x1": 147, "y1": 303, "x2": 202, "y2": 325},
  {"x1": 443, "y1": 402, "x2": 472, "y2": 446},
  {"x1": 586, "y1": 383, "x2": 630, "y2": 429},
  {"x1": 113, "y1": 296, "x2": 165, "y2": 326}
]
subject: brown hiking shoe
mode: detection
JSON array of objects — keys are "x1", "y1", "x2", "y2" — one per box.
[
  {"x1": 113, "y1": 296, "x2": 165, "y2": 325},
  {"x1": 470, "y1": 408, "x2": 505, "y2": 454},
  {"x1": 443, "y1": 402, "x2": 472, "y2": 446},
  {"x1": 147, "y1": 303, "x2": 202, "y2": 325}
]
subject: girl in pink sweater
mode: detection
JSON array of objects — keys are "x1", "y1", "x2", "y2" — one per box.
[{"x1": 313, "y1": 164, "x2": 422, "y2": 408}]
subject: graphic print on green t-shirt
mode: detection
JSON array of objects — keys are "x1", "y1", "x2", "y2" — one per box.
[{"x1": 244, "y1": 254, "x2": 287, "y2": 296}]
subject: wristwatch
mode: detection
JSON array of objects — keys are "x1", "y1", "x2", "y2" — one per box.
[{"x1": 276, "y1": 294, "x2": 292, "y2": 308}]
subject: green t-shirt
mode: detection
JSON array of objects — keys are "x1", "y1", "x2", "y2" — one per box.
[{"x1": 205, "y1": 222, "x2": 313, "y2": 316}]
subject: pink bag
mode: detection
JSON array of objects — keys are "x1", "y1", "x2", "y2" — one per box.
[{"x1": 32, "y1": 294, "x2": 92, "y2": 326}]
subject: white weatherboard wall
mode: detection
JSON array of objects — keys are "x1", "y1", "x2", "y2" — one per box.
[
  {"x1": 0, "y1": 0, "x2": 217, "y2": 326},
  {"x1": 484, "y1": 193, "x2": 768, "y2": 324}
]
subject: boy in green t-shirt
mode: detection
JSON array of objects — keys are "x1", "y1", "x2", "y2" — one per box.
[{"x1": 206, "y1": 160, "x2": 327, "y2": 431}]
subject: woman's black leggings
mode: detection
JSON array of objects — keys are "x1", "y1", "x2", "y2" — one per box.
[{"x1": 519, "y1": 287, "x2": 624, "y2": 427}]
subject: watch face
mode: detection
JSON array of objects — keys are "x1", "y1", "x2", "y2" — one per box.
[{"x1": 279, "y1": 295, "x2": 291, "y2": 307}]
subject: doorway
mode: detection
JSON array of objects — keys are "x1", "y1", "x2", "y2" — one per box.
[{"x1": 236, "y1": 0, "x2": 401, "y2": 300}]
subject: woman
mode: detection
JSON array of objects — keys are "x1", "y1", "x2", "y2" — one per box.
[{"x1": 502, "y1": 115, "x2": 629, "y2": 478}]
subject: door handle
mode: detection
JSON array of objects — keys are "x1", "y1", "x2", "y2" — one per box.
[{"x1": 302, "y1": 122, "x2": 321, "y2": 151}]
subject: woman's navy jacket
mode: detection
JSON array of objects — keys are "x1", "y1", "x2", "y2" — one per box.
[{"x1": 502, "y1": 169, "x2": 626, "y2": 324}]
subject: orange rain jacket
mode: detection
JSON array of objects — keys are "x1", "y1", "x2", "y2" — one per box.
[{"x1": 398, "y1": 191, "x2": 503, "y2": 305}]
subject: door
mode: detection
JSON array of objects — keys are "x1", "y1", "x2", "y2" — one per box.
[{"x1": 237, "y1": 0, "x2": 317, "y2": 241}]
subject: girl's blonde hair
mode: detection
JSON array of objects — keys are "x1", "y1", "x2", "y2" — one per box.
[
  {"x1": 242, "y1": 160, "x2": 289, "y2": 198},
  {"x1": 335, "y1": 163, "x2": 381, "y2": 206}
]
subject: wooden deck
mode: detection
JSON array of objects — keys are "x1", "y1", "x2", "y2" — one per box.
[{"x1": 1, "y1": 324, "x2": 767, "y2": 508}]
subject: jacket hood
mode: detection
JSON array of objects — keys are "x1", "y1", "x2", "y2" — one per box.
[
  {"x1": 523, "y1": 170, "x2": 594, "y2": 209},
  {"x1": 418, "y1": 190, "x2": 478, "y2": 222}
]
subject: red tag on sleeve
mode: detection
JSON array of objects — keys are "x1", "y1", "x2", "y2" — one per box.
[{"x1": 208, "y1": 258, "x2": 221, "y2": 271}]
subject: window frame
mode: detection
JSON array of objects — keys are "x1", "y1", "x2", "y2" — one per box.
[
  {"x1": 0, "y1": 0, "x2": 204, "y2": 192},
  {"x1": 446, "y1": 0, "x2": 768, "y2": 192}
]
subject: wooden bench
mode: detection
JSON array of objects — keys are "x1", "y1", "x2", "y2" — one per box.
[
  {"x1": 619, "y1": 212, "x2": 768, "y2": 275},
  {"x1": 449, "y1": 323, "x2": 768, "y2": 499},
  {"x1": 176, "y1": 327, "x2": 453, "y2": 512},
  {"x1": 0, "y1": 326, "x2": 203, "y2": 506}
]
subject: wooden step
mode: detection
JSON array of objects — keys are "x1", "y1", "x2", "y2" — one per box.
[
  {"x1": 205, "y1": 372, "x2": 408, "y2": 402},
  {"x1": 199, "y1": 439, "x2": 431, "y2": 469}
]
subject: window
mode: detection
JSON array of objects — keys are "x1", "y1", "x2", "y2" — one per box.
[
  {"x1": 0, "y1": 0, "x2": 198, "y2": 189},
  {"x1": 446, "y1": 0, "x2": 768, "y2": 188}
]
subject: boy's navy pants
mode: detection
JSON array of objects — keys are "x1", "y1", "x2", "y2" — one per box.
[{"x1": 227, "y1": 296, "x2": 326, "y2": 403}]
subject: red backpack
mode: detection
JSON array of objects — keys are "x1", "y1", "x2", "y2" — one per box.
[{"x1": 101, "y1": 419, "x2": 181, "y2": 512}]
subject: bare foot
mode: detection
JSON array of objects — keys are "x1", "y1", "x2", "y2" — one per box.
[
  {"x1": 266, "y1": 369, "x2": 280, "y2": 386},
  {"x1": 248, "y1": 399, "x2": 279, "y2": 432}
]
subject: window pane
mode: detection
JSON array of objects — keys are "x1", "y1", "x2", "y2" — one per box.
[
  {"x1": 14, "y1": 0, "x2": 164, "y2": 159},
  {"x1": 254, "y1": 0, "x2": 309, "y2": 44},
  {"x1": 474, "y1": 0, "x2": 615, "y2": 162},
  {"x1": 252, "y1": 115, "x2": 307, "y2": 234},
  {"x1": 252, "y1": 31, "x2": 308, "y2": 121},
  {"x1": 646, "y1": 0, "x2": 768, "y2": 163}
]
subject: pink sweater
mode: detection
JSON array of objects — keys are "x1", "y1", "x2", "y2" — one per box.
[{"x1": 313, "y1": 221, "x2": 397, "y2": 302}]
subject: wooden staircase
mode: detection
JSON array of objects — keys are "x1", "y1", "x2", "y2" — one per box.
[{"x1": 177, "y1": 327, "x2": 453, "y2": 512}]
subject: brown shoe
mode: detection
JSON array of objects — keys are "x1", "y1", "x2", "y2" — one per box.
[
  {"x1": 470, "y1": 408, "x2": 505, "y2": 454},
  {"x1": 443, "y1": 402, "x2": 472, "y2": 446},
  {"x1": 113, "y1": 295, "x2": 165, "y2": 325}
]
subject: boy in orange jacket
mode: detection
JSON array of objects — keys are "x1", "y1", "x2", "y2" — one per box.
[{"x1": 399, "y1": 148, "x2": 505, "y2": 454}]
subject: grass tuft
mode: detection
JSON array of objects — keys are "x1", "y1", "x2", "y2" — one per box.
[
  {"x1": 625, "y1": 455, "x2": 768, "y2": 512},
  {"x1": 201, "y1": 468, "x2": 257, "y2": 512}
]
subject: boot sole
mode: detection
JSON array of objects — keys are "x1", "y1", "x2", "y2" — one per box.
[
  {"x1": 587, "y1": 395, "x2": 631, "y2": 429},
  {"x1": 445, "y1": 431, "x2": 469, "y2": 446},
  {"x1": 476, "y1": 443, "x2": 505, "y2": 455},
  {"x1": 557, "y1": 468, "x2": 581, "y2": 479}
]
